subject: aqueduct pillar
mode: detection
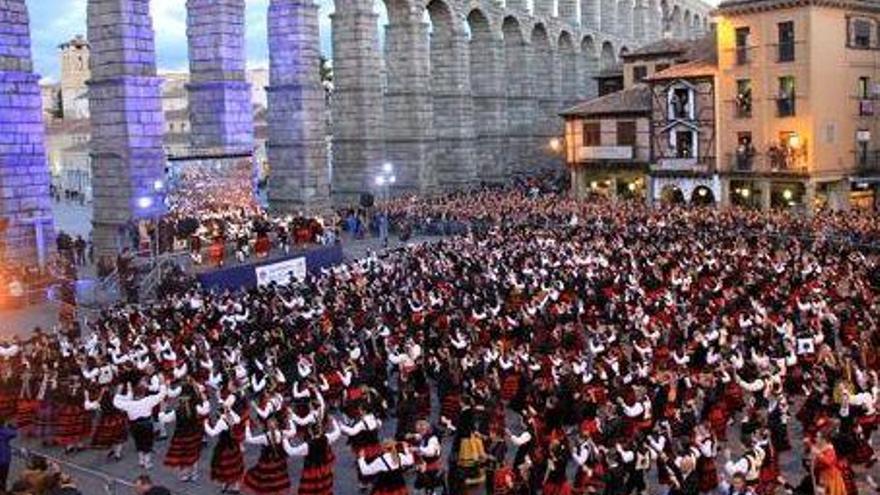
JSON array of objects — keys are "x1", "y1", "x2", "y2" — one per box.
[
  {"x1": 0, "y1": 0, "x2": 53, "y2": 266},
  {"x1": 384, "y1": 10, "x2": 435, "y2": 193},
  {"x1": 266, "y1": 0, "x2": 330, "y2": 211},
  {"x1": 87, "y1": 0, "x2": 167, "y2": 257},
  {"x1": 331, "y1": 0, "x2": 384, "y2": 203},
  {"x1": 185, "y1": 0, "x2": 254, "y2": 155}
]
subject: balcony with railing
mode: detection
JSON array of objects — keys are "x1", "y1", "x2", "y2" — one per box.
[
  {"x1": 732, "y1": 45, "x2": 755, "y2": 65},
  {"x1": 776, "y1": 95, "x2": 796, "y2": 117},
  {"x1": 857, "y1": 150, "x2": 880, "y2": 173},
  {"x1": 652, "y1": 156, "x2": 715, "y2": 173},
  {"x1": 776, "y1": 41, "x2": 796, "y2": 62},
  {"x1": 725, "y1": 150, "x2": 808, "y2": 175}
]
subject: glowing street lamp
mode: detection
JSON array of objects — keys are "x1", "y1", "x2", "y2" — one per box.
[
  {"x1": 137, "y1": 196, "x2": 154, "y2": 210},
  {"x1": 375, "y1": 163, "x2": 395, "y2": 201}
]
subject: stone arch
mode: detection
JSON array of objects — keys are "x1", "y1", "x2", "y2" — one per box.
[
  {"x1": 670, "y1": 5, "x2": 682, "y2": 38},
  {"x1": 691, "y1": 185, "x2": 716, "y2": 205},
  {"x1": 617, "y1": 0, "x2": 634, "y2": 39},
  {"x1": 619, "y1": 45, "x2": 629, "y2": 57},
  {"x1": 468, "y1": 8, "x2": 507, "y2": 181},
  {"x1": 503, "y1": 15, "x2": 533, "y2": 173},
  {"x1": 633, "y1": 0, "x2": 647, "y2": 41},
  {"x1": 660, "y1": 184, "x2": 686, "y2": 204},
  {"x1": 600, "y1": 0, "x2": 617, "y2": 34},
  {"x1": 558, "y1": 31, "x2": 578, "y2": 104},
  {"x1": 580, "y1": 35, "x2": 599, "y2": 98},
  {"x1": 600, "y1": 40, "x2": 616, "y2": 70},
  {"x1": 427, "y1": 0, "x2": 475, "y2": 187},
  {"x1": 582, "y1": 0, "x2": 601, "y2": 30},
  {"x1": 660, "y1": 0, "x2": 672, "y2": 35},
  {"x1": 531, "y1": 23, "x2": 557, "y2": 165},
  {"x1": 653, "y1": 177, "x2": 721, "y2": 204},
  {"x1": 683, "y1": 9, "x2": 692, "y2": 38},
  {"x1": 531, "y1": 24, "x2": 554, "y2": 101}
]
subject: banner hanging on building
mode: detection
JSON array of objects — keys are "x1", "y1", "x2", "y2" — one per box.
[{"x1": 255, "y1": 257, "x2": 307, "y2": 287}]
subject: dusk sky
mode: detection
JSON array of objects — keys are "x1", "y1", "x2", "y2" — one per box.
[
  {"x1": 29, "y1": 0, "x2": 336, "y2": 82},
  {"x1": 28, "y1": 0, "x2": 718, "y2": 82}
]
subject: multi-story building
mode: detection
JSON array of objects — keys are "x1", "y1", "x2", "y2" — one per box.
[
  {"x1": 645, "y1": 42, "x2": 720, "y2": 205},
  {"x1": 58, "y1": 35, "x2": 90, "y2": 120},
  {"x1": 715, "y1": 0, "x2": 880, "y2": 210},
  {"x1": 561, "y1": 39, "x2": 712, "y2": 199}
]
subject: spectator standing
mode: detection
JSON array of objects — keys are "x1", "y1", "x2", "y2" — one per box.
[{"x1": 0, "y1": 419, "x2": 15, "y2": 492}]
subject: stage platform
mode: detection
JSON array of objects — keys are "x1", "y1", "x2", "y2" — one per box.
[{"x1": 195, "y1": 243, "x2": 343, "y2": 291}]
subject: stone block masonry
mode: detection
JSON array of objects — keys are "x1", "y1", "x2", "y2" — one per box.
[
  {"x1": 186, "y1": 0, "x2": 254, "y2": 155},
  {"x1": 0, "y1": 0, "x2": 54, "y2": 266},
  {"x1": 331, "y1": 0, "x2": 384, "y2": 205},
  {"x1": 266, "y1": 0, "x2": 330, "y2": 212},
  {"x1": 88, "y1": 0, "x2": 167, "y2": 258}
]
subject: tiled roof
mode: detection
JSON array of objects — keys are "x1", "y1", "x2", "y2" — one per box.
[
  {"x1": 623, "y1": 38, "x2": 692, "y2": 58},
  {"x1": 646, "y1": 36, "x2": 718, "y2": 81},
  {"x1": 718, "y1": 0, "x2": 880, "y2": 14},
  {"x1": 559, "y1": 84, "x2": 652, "y2": 117},
  {"x1": 646, "y1": 58, "x2": 717, "y2": 80}
]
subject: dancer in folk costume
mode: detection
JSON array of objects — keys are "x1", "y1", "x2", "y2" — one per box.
[
  {"x1": 85, "y1": 386, "x2": 128, "y2": 460},
  {"x1": 113, "y1": 380, "x2": 168, "y2": 469},
  {"x1": 410, "y1": 420, "x2": 443, "y2": 495},
  {"x1": 243, "y1": 418, "x2": 292, "y2": 495},
  {"x1": 542, "y1": 436, "x2": 572, "y2": 495},
  {"x1": 205, "y1": 405, "x2": 245, "y2": 493},
  {"x1": 284, "y1": 419, "x2": 341, "y2": 495},
  {"x1": 340, "y1": 401, "x2": 384, "y2": 492},
  {"x1": 53, "y1": 375, "x2": 90, "y2": 453},
  {"x1": 572, "y1": 436, "x2": 606, "y2": 495},
  {"x1": 15, "y1": 366, "x2": 40, "y2": 438},
  {"x1": 812, "y1": 433, "x2": 848, "y2": 495},
  {"x1": 358, "y1": 441, "x2": 416, "y2": 495},
  {"x1": 694, "y1": 425, "x2": 719, "y2": 494},
  {"x1": 34, "y1": 366, "x2": 57, "y2": 443},
  {"x1": 161, "y1": 386, "x2": 209, "y2": 481}
]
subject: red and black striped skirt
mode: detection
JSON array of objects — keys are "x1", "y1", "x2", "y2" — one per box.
[
  {"x1": 211, "y1": 441, "x2": 245, "y2": 484},
  {"x1": 15, "y1": 399, "x2": 39, "y2": 435},
  {"x1": 164, "y1": 430, "x2": 203, "y2": 468},
  {"x1": 54, "y1": 404, "x2": 90, "y2": 446},
  {"x1": 298, "y1": 455, "x2": 335, "y2": 495},
  {"x1": 243, "y1": 455, "x2": 290, "y2": 495},
  {"x1": 91, "y1": 413, "x2": 128, "y2": 448}
]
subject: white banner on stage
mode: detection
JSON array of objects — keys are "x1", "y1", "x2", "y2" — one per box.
[{"x1": 255, "y1": 257, "x2": 307, "y2": 287}]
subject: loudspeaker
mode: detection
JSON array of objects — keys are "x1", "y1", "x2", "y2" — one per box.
[{"x1": 360, "y1": 193, "x2": 375, "y2": 208}]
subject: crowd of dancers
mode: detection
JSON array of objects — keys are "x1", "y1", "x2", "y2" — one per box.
[{"x1": 2, "y1": 190, "x2": 880, "y2": 495}]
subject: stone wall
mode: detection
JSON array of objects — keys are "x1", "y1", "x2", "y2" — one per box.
[
  {"x1": 186, "y1": 0, "x2": 254, "y2": 154},
  {"x1": 266, "y1": 0, "x2": 330, "y2": 212},
  {"x1": 87, "y1": 0, "x2": 167, "y2": 257},
  {"x1": 0, "y1": 0, "x2": 54, "y2": 265}
]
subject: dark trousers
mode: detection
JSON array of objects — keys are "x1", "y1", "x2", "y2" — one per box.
[{"x1": 0, "y1": 461, "x2": 10, "y2": 493}]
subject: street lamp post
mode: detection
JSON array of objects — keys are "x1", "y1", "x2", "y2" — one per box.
[{"x1": 374, "y1": 162, "x2": 397, "y2": 202}]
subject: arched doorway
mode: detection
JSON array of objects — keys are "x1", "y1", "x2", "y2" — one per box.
[
  {"x1": 661, "y1": 185, "x2": 685, "y2": 204},
  {"x1": 691, "y1": 185, "x2": 715, "y2": 205}
]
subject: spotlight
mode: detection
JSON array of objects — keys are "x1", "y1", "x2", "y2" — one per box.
[{"x1": 137, "y1": 196, "x2": 154, "y2": 209}]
